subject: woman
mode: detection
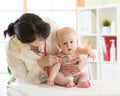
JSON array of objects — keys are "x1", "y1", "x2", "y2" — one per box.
[{"x1": 4, "y1": 13, "x2": 88, "y2": 85}]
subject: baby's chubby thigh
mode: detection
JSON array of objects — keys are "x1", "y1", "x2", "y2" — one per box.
[{"x1": 54, "y1": 72, "x2": 70, "y2": 86}]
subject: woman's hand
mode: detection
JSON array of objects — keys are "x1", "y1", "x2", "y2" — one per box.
[
  {"x1": 60, "y1": 57, "x2": 88, "y2": 76},
  {"x1": 37, "y1": 55, "x2": 61, "y2": 68}
]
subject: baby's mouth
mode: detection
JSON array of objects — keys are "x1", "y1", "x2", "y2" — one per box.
[{"x1": 68, "y1": 48, "x2": 72, "y2": 51}]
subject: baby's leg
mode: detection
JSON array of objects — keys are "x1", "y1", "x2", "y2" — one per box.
[
  {"x1": 54, "y1": 72, "x2": 75, "y2": 88},
  {"x1": 47, "y1": 63, "x2": 61, "y2": 86},
  {"x1": 75, "y1": 72, "x2": 90, "y2": 88}
]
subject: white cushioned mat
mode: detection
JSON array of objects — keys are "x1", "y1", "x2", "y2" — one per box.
[{"x1": 7, "y1": 80, "x2": 120, "y2": 96}]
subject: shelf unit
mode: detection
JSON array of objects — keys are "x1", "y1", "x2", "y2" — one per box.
[{"x1": 77, "y1": 4, "x2": 120, "y2": 80}]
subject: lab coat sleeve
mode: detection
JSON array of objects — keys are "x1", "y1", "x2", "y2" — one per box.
[{"x1": 6, "y1": 48, "x2": 47, "y2": 84}]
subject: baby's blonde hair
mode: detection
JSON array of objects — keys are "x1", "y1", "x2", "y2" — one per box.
[
  {"x1": 57, "y1": 27, "x2": 75, "y2": 34},
  {"x1": 56, "y1": 27, "x2": 78, "y2": 42}
]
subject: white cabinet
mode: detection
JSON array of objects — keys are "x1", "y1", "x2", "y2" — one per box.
[{"x1": 77, "y1": 4, "x2": 120, "y2": 80}]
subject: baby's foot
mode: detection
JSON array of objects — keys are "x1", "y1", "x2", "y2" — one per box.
[
  {"x1": 47, "y1": 79, "x2": 54, "y2": 86},
  {"x1": 66, "y1": 81, "x2": 75, "y2": 88},
  {"x1": 76, "y1": 80, "x2": 90, "y2": 88}
]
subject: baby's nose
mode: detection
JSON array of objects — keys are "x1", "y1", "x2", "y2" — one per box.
[{"x1": 67, "y1": 43, "x2": 71, "y2": 47}]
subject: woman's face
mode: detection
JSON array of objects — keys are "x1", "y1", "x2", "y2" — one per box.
[{"x1": 30, "y1": 38, "x2": 45, "y2": 47}]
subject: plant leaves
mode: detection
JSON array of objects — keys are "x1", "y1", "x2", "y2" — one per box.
[{"x1": 7, "y1": 66, "x2": 12, "y2": 75}]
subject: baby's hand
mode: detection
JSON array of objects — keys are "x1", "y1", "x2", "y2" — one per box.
[{"x1": 88, "y1": 50, "x2": 96, "y2": 59}]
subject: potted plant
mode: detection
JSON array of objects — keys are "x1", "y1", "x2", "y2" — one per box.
[{"x1": 102, "y1": 19, "x2": 111, "y2": 34}]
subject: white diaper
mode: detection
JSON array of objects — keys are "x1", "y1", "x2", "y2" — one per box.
[{"x1": 66, "y1": 76, "x2": 74, "y2": 82}]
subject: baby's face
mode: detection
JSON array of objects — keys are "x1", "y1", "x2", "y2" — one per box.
[{"x1": 57, "y1": 30, "x2": 78, "y2": 55}]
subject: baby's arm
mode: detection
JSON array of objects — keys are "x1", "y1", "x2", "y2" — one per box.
[{"x1": 76, "y1": 47, "x2": 96, "y2": 59}]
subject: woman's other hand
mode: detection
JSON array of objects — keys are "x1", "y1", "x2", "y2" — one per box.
[
  {"x1": 60, "y1": 57, "x2": 88, "y2": 76},
  {"x1": 37, "y1": 55, "x2": 61, "y2": 68}
]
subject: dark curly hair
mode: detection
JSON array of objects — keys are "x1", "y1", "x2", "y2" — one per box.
[{"x1": 3, "y1": 13, "x2": 50, "y2": 43}]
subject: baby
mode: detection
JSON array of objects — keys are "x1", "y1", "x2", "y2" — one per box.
[{"x1": 47, "y1": 27, "x2": 95, "y2": 88}]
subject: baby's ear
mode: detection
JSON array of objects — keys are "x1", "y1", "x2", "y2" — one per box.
[
  {"x1": 56, "y1": 44, "x2": 62, "y2": 53},
  {"x1": 56, "y1": 43, "x2": 60, "y2": 49}
]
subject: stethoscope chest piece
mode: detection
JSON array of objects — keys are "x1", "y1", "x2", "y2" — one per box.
[{"x1": 62, "y1": 56, "x2": 69, "y2": 64}]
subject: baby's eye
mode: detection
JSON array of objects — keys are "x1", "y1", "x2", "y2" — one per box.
[
  {"x1": 63, "y1": 42, "x2": 67, "y2": 45},
  {"x1": 70, "y1": 41, "x2": 74, "y2": 43}
]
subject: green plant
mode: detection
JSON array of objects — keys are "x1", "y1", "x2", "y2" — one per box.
[
  {"x1": 7, "y1": 66, "x2": 16, "y2": 85},
  {"x1": 102, "y1": 19, "x2": 111, "y2": 26}
]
